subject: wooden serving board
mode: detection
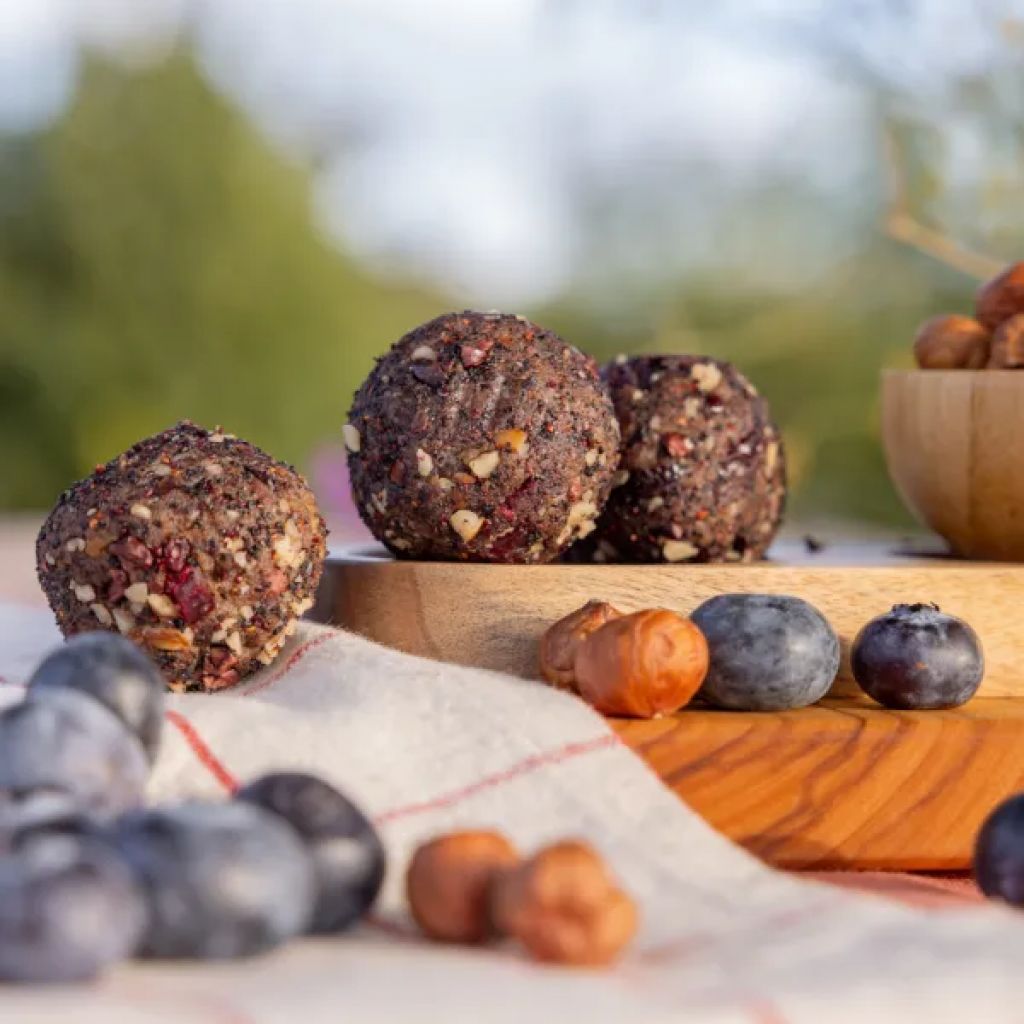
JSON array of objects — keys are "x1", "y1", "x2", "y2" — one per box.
[{"x1": 315, "y1": 541, "x2": 1024, "y2": 870}]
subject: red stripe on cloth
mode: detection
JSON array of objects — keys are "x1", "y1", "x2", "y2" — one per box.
[
  {"x1": 165, "y1": 709, "x2": 239, "y2": 794},
  {"x1": 374, "y1": 733, "x2": 618, "y2": 826},
  {"x1": 241, "y1": 632, "x2": 334, "y2": 697}
]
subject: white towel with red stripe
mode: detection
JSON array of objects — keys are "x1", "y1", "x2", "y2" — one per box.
[{"x1": 2, "y1": 601, "x2": 1024, "y2": 1024}]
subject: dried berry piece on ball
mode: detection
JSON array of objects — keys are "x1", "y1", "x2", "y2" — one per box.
[
  {"x1": 35, "y1": 421, "x2": 327, "y2": 693},
  {"x1": 851, "y1": 603, "x2": 983, "y2": 710},
  {"x1": 236, "y1": 772, "x2": 385, "y2": 935},
  {"x1": 692, "y1": 594, "x2": 839, "y2": 711},
  {"x1": 538, "y1": 600, "x2": 623, "y2": 690},
  {"x1": 406, "y1": 830, "x2": 520, "y2": 943},
  {"x1": 28, "y1": 633, "x2": 165, "y2": 762},
  {"x1": 976, "y1": 262, "x2": 1024, "y2": 331},
  {"x1": 490, "y1": 840, "x2": 637, "y2": 967},
  {"x1": 975, "y1": 794, "x2": 1024, "y2": 906},
  {"x1": 573, "y1": 609, "x2": 708, "y2": 718},
  {"x1": 913, "y1": 315, "x2": 990, "y2": 369},
  {"x1": 113, "y1": 802, "x2": 316, "y2": 959}
]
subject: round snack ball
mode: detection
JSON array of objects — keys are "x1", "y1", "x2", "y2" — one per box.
[
  {"x1": 851, "y1": 603, "x2": 984, "y2": 710},
  {"x1": 346, "y1": 311, "x2": 620, "y2": 562},
  {"x1": 692, "y1": 594, "x2": 839, "y2": 711},
  {"x1": 36, "y1": 422, "x2": 327, "y2": 693},
  {"x1": 591, "y1": 355, "x2": 785, "y2": 564}
]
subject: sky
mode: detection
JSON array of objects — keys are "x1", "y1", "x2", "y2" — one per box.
[{"x1": 1, "y1": 0, "x2": 1020, "y2": 305}]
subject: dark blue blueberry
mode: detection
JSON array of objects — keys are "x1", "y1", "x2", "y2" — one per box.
[
  {"x1": 0, "y1": 689, "x2": 148, "y2": 817},
  {"x1": 113, "y1": 802, "x2": 315, "y2": 959},
  {"x1": 0, "y1": 834, "x2": 146, "y2": 982},
  {"x1": 0, "y1": 796, "x2": 108, "y2": 856},
  {"x1": 28, "y1": 633, "x2": 165, "y2": 761},
  {"x1": 692, "y1": 594, "x2": 840, "y2": 710},
  {"x1": 852, "y1": 603, "x2": 983, "y2": 710},
  {"x1": 236, "y1": 773, "x2": 385, "y2": 934},
  {"x1": 975, "y1": 794, "x2": 1024, "y2": 904}
]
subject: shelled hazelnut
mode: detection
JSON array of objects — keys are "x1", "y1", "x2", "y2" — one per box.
[
  {"x1": 572, "y1": 608, "x2": 709, "y2": 717},
  {"x1": 538, "y1": 600, "x2": 623, "y2": 689},
  {"x1": 976, "y1": 261, "x2": 1024, "y2": 331},
  {"x1": 913, "y1": 315, "x2": 989, "y2": 369},
  {"x1": 405, "y1": 830, "x2": 519, "y2": 943},
  {"x1": 490, "y1": 840, "x2": 637, "y2": 967},
  {"x1": 988, "y1": 314, "x2": 1024, "y2": 369}
]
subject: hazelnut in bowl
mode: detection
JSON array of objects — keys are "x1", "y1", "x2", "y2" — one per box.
[{"x1": 883, "y1": 266, "x2": 1024, "y2": 561}]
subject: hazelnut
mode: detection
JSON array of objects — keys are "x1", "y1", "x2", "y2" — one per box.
[
  {"x1": 988, "y1": 313, "x2": 1024, "y2": 368},
  {"x1": 539, "y1": 600, "x2": 623, "y2": 690},
  {"x1": 573, "y1": 609, "x2": 709, "y2": 718},
  {"x1": 490, "y1": 840, "x2": 637, "y2": 967},
  {"x1": 913, "y1": 315, "x2": 989, "y2": 369},
  {"x1": 976, "y1": 262, "x2": 1024, "y2": 330},
  {"x1": 406, "y1": 830, "x2": 520, "y2": 943}
]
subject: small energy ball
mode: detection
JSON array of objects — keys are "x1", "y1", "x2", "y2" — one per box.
[
  {"x1": 975, "y1": 794, "x2": 1024, "y2": 906},
  {"x1": 692, "y1": 594, "x2": 839, "y2": 711},
  {"x1": 346, "y1": 311, "x2": 621, "y2": 563},
  {"x1": 592, "y1": 355, "x2": 785, "y2": 564},
  {"x1": 852, "y1": 603, "x2": 984, "y2": 710},
  {"x1": 36, "y1": 421, "x2": 327, "y2": 692}
]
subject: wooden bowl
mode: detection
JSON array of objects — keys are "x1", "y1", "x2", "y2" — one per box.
[{"x1": 883, "y1": 369, "x2": 1024, "y2": 561}]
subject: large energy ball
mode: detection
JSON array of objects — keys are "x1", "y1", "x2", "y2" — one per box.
[
  {"x1": 36, "y1": 422, "x2": 327, "y2": 692},
  {"x1": 345, "y1": 311, "x2": 621, "y2": 562},
  {"x1": 591, "y1": 355, "x2": 786, "y2": 563}
]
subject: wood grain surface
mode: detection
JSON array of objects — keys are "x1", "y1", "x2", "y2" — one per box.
[
  {"x1": 883, "y1": 369, "x2": 1024, "y2": 561},
  {"x1": 613, "y1": 695, "x2": 1024, "y2": 870},
  {"x1": 316, "y1": 543, "x2": 1024, "y2": 869},
  {"x1": 318, "y1": 542, "x2": 1024, "y2": 698}
]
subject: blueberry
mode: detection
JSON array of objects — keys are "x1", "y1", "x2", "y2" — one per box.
[
  {"x1": 0, "y1": 689, "x2": 148, "y2": 817},
  {"x1": 0, "y1": 834, "x2": 146, "y2": 982},
  {"x1": 691, "y1": 594, "x2": 840, "y2": 710},
  {"x1": 236, "y1": 773, "x2": 385, "y2": 934},
  {"x1": 28, "y1": 633, "x2": 165, "y2": 761},
  {"x1": 975, "y1": 794, "x2": 1024, "y2": 904},
  {"x1": 852, "y1": 603, "x2": 983, "y2": 710},
  {"x1": 113, "y1": 802, "x2": 316, "y2": 959},
  {"x1": 0, "y1": 797, "x2": 108, "y2": 856}
]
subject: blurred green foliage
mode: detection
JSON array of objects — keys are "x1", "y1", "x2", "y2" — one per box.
[
  {"x1": 0, "y1": 53, "x2": 439, "y2": 508},
  {"x1": 0, "y1": 49, "x2": 993, "y2": 529}
]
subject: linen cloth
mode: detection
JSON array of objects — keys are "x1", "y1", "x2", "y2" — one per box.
[{"x1": 0, "y1": 602, "x2": 1020, "y2": 1024}]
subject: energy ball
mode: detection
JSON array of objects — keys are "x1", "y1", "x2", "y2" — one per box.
[
  {"x1": 591, "y1": 355, "x2": 785, "y2": 564},
  {"x1": 346, "y1": 311, "x2": 620, "y2": 562},
  {"x1": 36, "y1": 422, "x2": 327, "y2": 692}
]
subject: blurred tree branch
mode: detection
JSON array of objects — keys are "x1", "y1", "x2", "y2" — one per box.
[{"x1": 881, "y1": 120, "x2": 1002, "y2": 281}]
